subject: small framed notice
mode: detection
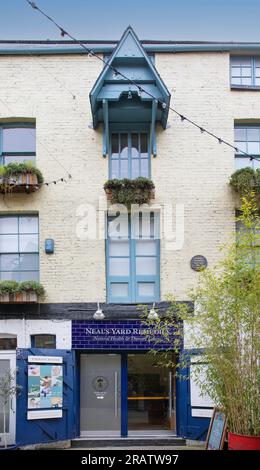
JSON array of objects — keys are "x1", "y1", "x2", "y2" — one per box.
[{"x1": 205, "y1": 407, "x2": 227, "y2": 450}]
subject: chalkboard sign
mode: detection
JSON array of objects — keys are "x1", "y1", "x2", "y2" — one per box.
[{"x1": 205, "y1": 407, "x2": 227, "y2": 450}]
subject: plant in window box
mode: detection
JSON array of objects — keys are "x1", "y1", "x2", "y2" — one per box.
[
  {"x1": 0, "y1": 281, "x2": 45, "y2": 303},
  {"x1": 104, "y1": 177, "x2": 155, "y2": 206},
  {"x1": 0, "y1": 162, "x2": 44, "y2": 194},
  {"x1": 230, "y1": 167, "x2": 260, "y2": 205}
]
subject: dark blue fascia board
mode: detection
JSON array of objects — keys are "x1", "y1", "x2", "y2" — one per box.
[{"x1": 1, "y1": 44, "x2": 260, "y2": 55}]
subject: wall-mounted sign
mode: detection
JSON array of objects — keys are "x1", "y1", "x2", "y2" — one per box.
[
  {"x1": 28, "y1": 356, "x2": 63, "y2": 364},
  {"x1": 27, "y1": 361, "x2": 63, "y2": 420},
  {"x1": 72, "y1": 320, "x2": 180, "y2": 351},
  {"x1": 191, "y1": 255, "x2": 208, "y2": 272}
]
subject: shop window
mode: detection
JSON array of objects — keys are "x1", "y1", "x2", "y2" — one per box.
[
  {"x1": 107, "y1": 211, "x2": 160, "y2": 303},
  {"x1": 0, "y1": 123, "x2": 36, "y2": 165},
  {"x1": 31, "y1": 335, "x2": 56, "y2": 349},
  {"x1": 0, "y1": 215, "x2": 39, "y2": 282},
  {"x1": 110, "y1": 132, "x2": 150, "y2": 179},
  {"x1": 234, "y1": 126, "x2": 260, "y2": 170}
]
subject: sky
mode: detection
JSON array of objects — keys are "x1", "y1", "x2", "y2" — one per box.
[{"x1": 0, "y1": 0, "x2": 260, "y2": 42}]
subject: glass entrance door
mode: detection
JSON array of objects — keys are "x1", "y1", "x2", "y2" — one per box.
[
  {"x1": 80, "y1": 354, "x2": 121, "y2": 436},
  {"x1": 0, "y1": 352, "x2": 16, "y2": 447},
  {"x1": 127, "y1": 354, "x2": 176, "y2": 433}
]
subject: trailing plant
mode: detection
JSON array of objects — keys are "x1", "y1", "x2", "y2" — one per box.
[
  {"x1": 0, "y1": 161, "x2": 44, "y2": 187},
  {"x1": 142, "y1": 192, "x2": 260, "y2": 437},
  {"x1": 230, "y1": 167, "x2": 260, "y2": 196},
  {"x1": 104, "y1": 177, "x2": 155, "y2": 206},
  {"x1": 0, "y1": 280, "x2": 45, "y2": 299}
]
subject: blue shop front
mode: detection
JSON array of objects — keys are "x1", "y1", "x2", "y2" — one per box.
[{"x1": 15, "y1": 319, "x2": 211, "y2": 447}]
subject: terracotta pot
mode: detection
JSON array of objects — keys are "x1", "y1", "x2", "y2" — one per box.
[
  {"x1": 0, "y1": 291, "x2": 38, "y2": 303},
  {"x1": 228, "y1": 432, "x2": 260, "y2": 450}
]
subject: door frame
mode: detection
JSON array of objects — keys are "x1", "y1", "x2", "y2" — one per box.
[{"x1": 0, "y1": 351, "x2": 16, "y2": 446}]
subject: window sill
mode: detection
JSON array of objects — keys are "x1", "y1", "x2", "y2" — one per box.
[{"x1": 231, "y1": 85, "x2": 260, "y2": 91}]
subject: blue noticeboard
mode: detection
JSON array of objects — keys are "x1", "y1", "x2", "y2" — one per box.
[{"x1": 205, "y1": 408, "x2": 227, "y2": 450}]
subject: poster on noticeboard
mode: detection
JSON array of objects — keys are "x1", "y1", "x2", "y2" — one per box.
[{"x1": 27, "y1": 363, "x2": 63, "y2": 418}]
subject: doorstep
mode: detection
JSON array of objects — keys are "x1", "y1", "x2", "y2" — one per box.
[{"x1": 71, "y1": 437, "x2": 186, "y2": 448}]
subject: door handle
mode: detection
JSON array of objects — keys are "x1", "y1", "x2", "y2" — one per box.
[
  {"x1": 114, "y1": 371, "x2": 118, "y2": 419},
  {"x1": 11, "y1": 398, "x2": 15, "y2": 413}
]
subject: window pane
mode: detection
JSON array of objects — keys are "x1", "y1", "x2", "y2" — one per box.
[
  {"x1": 109, "y1": 257, "x2": 129, "y2": 276},
  {"x1": 255, "y1": 67, "x2": 260, "y2": 77},
  {"x1": 109, "y1": 240, "x2": 129, "y2": 256},
  {"x1": 33, "y1": 335, "x2": 56, "y2": 349},
  {"x1": 111, "y1": 283, "x2": 128, "y2": 297},
  {"x1": 131, "y1": 159, "x2": 139, "y2": 178},
  {"x1": 253, "y1": 159, "x2": 260, "y2": 169},
  {"x1": 234, "y1": 128, "x2": 247, "y2": 141},
  {"x1": 255, "y1": 78, "x2": 260, "y2": 86},
  {"x1": 0, "y1": 338, "x2": 17, "y2": 350},
  {"x1": 120, "y1": 159, "x2": 128, "y2": 178},
  {"x1": 0, "y1": 235, "x2": 18, "y2": 252},
  {"x1": 141, "y1": 133, "x2": 148, "y2": 157},
  {"x1": 141, "y1": 159, "x2": 149, "y2": 177},
  {"x1": 241, "y1": 77, "x2": 252, "y2": 85},
  {"x1": 231, "y1": 57, "x2": 242, "y2": 66},
  {"x1": 131, "y1": 133, "x2": 139, "y2": 158},
  {"x1": 248, "y1": 142, "x2": 260, "y2": 154},
  {"x1": 231, "y1": 66, "x2": 241, "y2": 76},
  {"x1": 19, "y1": 254, "x2": 39, "y2": 270},
  {"x1": 19, "y1": 271, "x2": 39, "y2": 281},
  {"x1": 247, "y1": 128, "x2": 260, "y2": 141},
  {"x1": 235, "y1": 141, "x2": 247, "y2": 153},
  {"x1": 111, "y1": 133, "x2": 119, "y2": 158},
  {"x1": 3, "y1": 155, "x2": 35, "y2": 165},
  {"x1": 241, "y1": 67, "x2": 251, "y2": 77},
  {"x1": 138, "y1": 282, "x2": 155, "y2": 296},
  {"x1": 19, "y1": 234, "x2": 38, "y2": 252},
  {"x1": 240, "y1": 58, "x2": 252, "y2": 66},
  {"x1": 0, "y1": 271, "x2": 20, "y2": 281},
  {"x1": 3, "y1": 127, "x2": 36, "y2": 152},
  {"x1": 136, "y1": 240, "x2": 157, "y2": 255},
  {"x1": 231, "y1": 77, "x2": 241, "y2": 85},
  {"x1": 120, "y1": 134, "x2": 128, "y2": 158},
  {"x1": 0, "y1": 254, "x2": 19, "y2": 271},
  {"x1": 19, "y1": 216, "x2": 38, "y2": 234},
  {"x1": 108, "y1": 215, "x2": 128, "y2": 238},
  {"x1": 111, "y1": 160, "x2": 119, "y2": 179},
  {"x1": 136, "y1": 257, "x2": 156, "y2": 275},
  {"x1": 255, "y1": 58, "x2": 260, "y2": 66},
  {"x1": 0, "y1": 217, "x2": 18, "y2": 234}
]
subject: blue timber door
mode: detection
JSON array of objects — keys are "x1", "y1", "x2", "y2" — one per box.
[{"x1": 16, "y1": 348, "x2": 76, "y2": 446}]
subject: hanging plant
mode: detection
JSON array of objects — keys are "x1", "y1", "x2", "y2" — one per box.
[
  {"x1": 104, "y1": 177, "x2": 155, "y2": 206},
  {"x1": 230, "y1": 167, "x2": 260, "y2": 196},
  {"x1": 0, "y1": 162, "x2": 44, "y2": 194}
]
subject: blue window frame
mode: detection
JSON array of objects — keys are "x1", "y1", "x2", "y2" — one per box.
[
  {"x1": 0, "y1": 123, "x2": 36, "y2": 165},
  {"x1": 230, "y1": 56, "x2": 260, "y2": 88},
  {"x1": 0, "y1": 215, "x2": 39, "y2": 281},
  {"x1": 110, "y1": 131, "x2": 150, "y2": 179},
  {"x1": 106, "y1": 211, "x2": 160, "y2": 303},
  {"x1": 234, "y1": 125, "x2": 260, "y2": 169}
]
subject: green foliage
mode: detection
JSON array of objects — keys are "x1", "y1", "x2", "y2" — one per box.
[
  {"x1": 104, "y1": 177, "x2": 155, "y2": 206},
  {"x1": 0, "y1": 161, "x2": 44, "y2": 188},
  {"x1": 230, "y1": 167, "x2": 260, "y2": 196},
  {"x1": 0, "y1": 280, "x2": 45, "y2": 299},
  {"x1": 142, "y1": 192, "x2": 260, "y2": 436}
]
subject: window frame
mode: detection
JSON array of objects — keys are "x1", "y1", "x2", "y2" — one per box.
[
  {"x1": 234, "y1": 124, "x2": 260, "y2": 169},
  {"x1": 230, "y1": 56, "x2": 260, "y2": 90},
  {"x1": 0, "y1": 214, "x2": 39, "y2": 282},
  {"x1": 0, "y1": 122, "x2": 36, "y2": 165},
  {"x1": 31, "y1": 334, "x2": 56, "y2": 349},
  {"x1": 109, "y1": 127, "x2": 151, "y2": 180},
  {"x1": 106, "y1": 212, "x2": 160, "y2": 303}
]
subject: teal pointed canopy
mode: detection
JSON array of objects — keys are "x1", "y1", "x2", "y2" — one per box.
[{"x1": 89, "y1": 26, "x2": 171, "y2": 157}]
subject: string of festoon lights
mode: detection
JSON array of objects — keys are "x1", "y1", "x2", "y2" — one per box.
[{"x1": 24, "y1": 0, "x2": 260, "y2": 164}]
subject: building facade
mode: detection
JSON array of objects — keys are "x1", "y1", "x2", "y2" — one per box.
[{"x1": 0, "y1": 28, "x2": 259, "y2": 446}]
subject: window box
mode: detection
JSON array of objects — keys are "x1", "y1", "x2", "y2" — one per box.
[
  {"x1": 0, "y1": 281, "x2": 45, "y2": 304},
  {"x1": 0, "y1": 163, "x2": 43, "y2": 194},
  {"x1": 104, "y1": 178, "x2": 155, "y2": 206}
]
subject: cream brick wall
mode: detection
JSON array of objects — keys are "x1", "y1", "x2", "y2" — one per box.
[{"x1": 0, "y1": 52, "x2": 259, "y2": 302}]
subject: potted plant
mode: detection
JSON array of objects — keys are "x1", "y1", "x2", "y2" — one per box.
[
  {"x1": 0, "y1": 369, "x2": 22, "y2": 450},
  {"x1": 0, "y1": 161, "x2": 44, "y2": 194},
  {"x1": 0, "y1": 280, "x2": 45, "y2": 303},
  {"x1": 142, "y1": 192, "x2": 260, "y2": 449},
  {"x1": 104, "y1": 177, "x2": 155, "y2": 206}
]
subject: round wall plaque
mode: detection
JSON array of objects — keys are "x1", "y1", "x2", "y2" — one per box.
[
  {"x1": 92, "y1": 376, "x2": 109, "y2": 392},
  {"x1": 190, "y1": 255, "x2": 208, "y2": 271}
]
